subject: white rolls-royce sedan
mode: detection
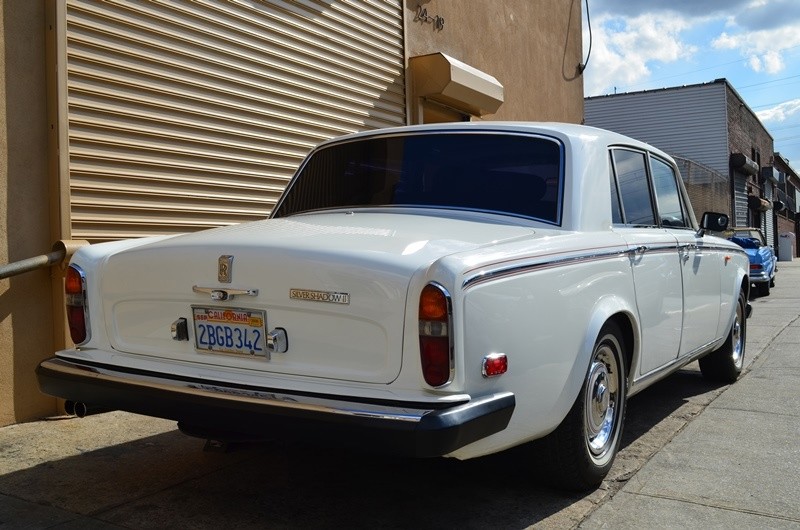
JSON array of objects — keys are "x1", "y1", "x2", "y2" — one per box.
[{"x1": 38, "y1": 122, "x2": 750, "y2": 490}]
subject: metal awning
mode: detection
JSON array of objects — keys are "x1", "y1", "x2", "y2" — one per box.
[{"x1": 409, "y1": 52, "x2": 504, "y2": 117}]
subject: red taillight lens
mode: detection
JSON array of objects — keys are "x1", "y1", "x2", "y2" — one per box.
[
  {"x1": 65, "y1": 265, "x2": 88, "y2": 344},
  {"x1": 420, "y1": 337, "x2": 450, "y2": 386},
  {"x1": 419, "y1": 284, "x2": 451, "y2": 387},
  {"x1": 67, "y1": 305, "x2": 87, "y2": 344},
  {"x1": 749, "y1": 263, "x2": 762, "y2": 271}
]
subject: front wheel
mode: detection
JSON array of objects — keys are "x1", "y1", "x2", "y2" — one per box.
[
  {"x1": 540, "y1": 322, "x2": 628, "y2": 491},
  {"x1": 699, "y1": 288, "x2": 746, "y2": 383}
]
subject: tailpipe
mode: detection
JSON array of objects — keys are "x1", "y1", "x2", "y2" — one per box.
[{"x1": 64, "y1": 400, "x2": 109, "y2": 418}]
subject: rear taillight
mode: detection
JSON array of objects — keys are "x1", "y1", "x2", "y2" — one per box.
[
  {"x1": 419, "y1": 283, "x2": 452, "y2": 387},
  {"x1": 65, "y1": 265, "x2": 89, "y2": 345},
  {"x1": 749, "y1": 264, "x2": 762, "y2": 271}
]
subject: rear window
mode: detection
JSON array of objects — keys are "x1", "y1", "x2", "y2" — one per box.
[{"x1": 272, "y1": 132, "x2": 564, "y2": 225}]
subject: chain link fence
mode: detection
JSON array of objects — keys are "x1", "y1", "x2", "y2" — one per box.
[{"x1": 674, "y1": 156, "x2": 730, "y2": 221}]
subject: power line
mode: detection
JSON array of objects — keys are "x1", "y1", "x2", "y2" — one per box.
[
  {"x1": 737, "y1": 74, "x2": 800, "y2": 91},
  {"x1": 752, "y1": 97, "x2": 800, "y2": 110},
  {"x1": 770, "y1": 123, "x2": 800, "y2": 132},
  {"x1": 614, "y1": 44, "x2": 800, "y2": 92}
]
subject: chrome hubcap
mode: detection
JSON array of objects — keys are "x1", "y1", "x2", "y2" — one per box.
[
  {"x1": 731, "y1": 302, "x2": 744, "y2": 368},
  {"x1": 584, "y1": 344, "x2": 620, "y2": 458}
]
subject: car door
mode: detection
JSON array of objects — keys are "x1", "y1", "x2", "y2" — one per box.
[
  {"x1": 610, "y1": 149, "x2": 684, "y2": 375},
  {"x1": 649, "y1": 156, "x2": 722, "y2": 356}
]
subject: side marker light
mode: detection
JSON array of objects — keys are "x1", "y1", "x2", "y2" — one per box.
[{"x1": 482, "y1": 353, "x2": 508, "y2": 378}]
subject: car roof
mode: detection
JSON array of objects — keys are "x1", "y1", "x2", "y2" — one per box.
[{"x1": 314, "y1": 122, "x2": 672, "y2": 162}]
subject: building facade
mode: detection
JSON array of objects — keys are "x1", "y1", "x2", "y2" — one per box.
[
  {"x1": 772, "y1": 154, "x2": 799, "y2": 258},
  {"x1": 0, "y1": 0, "x2": 584, "y2": 424},
  {"x1": 584, "y1": 79, "x2": 799, "y2": 257}
]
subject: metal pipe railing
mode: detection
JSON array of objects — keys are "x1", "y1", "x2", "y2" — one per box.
[{"x1": 0, "y1": 240, "x2": 89, "y2": 280}]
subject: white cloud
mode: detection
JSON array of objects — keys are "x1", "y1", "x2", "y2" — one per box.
[
  {"x1": 584, "y1": 14, "x2": 697, "y2": 95},
  {"x1": 712, "y1": 25, "x2": 800, "y2": 76},
  {"x1": 762, "y1": 51, "x2": 784, "y2": 74},
  {"x1": 756, "y1": 99, "x2": 800, "y2": 122}
]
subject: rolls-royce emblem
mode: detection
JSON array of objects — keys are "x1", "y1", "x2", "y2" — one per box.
[
  {"x1": 218, "y1": 255, "x2": 233, "y2": 283},
  {"x1": 290, "y1": 288, "x2": 350, "y2": 305}
]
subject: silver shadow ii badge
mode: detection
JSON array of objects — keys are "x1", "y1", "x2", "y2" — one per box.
[{"x1": 218, "y1": 255, "x2": 233, "y2": 283}]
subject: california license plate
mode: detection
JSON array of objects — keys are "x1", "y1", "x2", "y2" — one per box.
[{"x1": 192, "y1": 306, "x2": 267, "y2": 356}]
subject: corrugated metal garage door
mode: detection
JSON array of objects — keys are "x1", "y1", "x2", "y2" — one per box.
[
  {"x1": 61, "y1": 0, "x2": 406, "y2": 241},
  {"x1": 764, "y1": 185, "x2": 775, "y2": 248},
  {"x1": 733, "y1": 172, "x2": 748, "y2": 227}
]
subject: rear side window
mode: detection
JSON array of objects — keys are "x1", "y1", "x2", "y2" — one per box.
[
  {"x1": 650, "y1": 157, "x2": 688, "y2": 228},
  {"x1": 612, "y1": 149, "x2": 656, "y2": 226},
  {"x1": 609, "y1": 154, "x2": 623, "y2": 224},
  {"x1": 273, "y1": 132, "x2": 565, "y2": 225}
]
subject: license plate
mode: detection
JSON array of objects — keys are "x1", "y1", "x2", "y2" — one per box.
[{"x1": 192, "y1": 306, "x2": 267, "y2": 356}]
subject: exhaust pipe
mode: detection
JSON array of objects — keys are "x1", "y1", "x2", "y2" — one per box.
[
  {"x1": 64, "y1": 401, "x2": 108, "y2": 418},
  {"x1": 74, "y1": 402, "x2": 89, "y2": 418}
]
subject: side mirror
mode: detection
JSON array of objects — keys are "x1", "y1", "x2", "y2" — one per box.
[{"x1": 698, "y1": 211, "x2": 729, "y2": 236}]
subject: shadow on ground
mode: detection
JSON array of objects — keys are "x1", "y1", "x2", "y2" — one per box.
[{"x1": 0, "y1": 367, "x2": 726, "y2": 529}]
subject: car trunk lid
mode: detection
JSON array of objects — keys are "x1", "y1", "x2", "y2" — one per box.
[{"x1": 99, "y1": 211, "x2": 534, "y2": 384}]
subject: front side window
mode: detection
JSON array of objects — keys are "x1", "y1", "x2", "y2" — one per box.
[{"x1": 273, "y1": 132, "x2": 565, "y2": 225}]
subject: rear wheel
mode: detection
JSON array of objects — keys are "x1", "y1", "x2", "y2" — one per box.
[
  {"x1": 540, "y1": 322, "x2": 628, "y2": 491},
  {"x1": 699, "y1": 289, "x2": 746, "y2": 383},
  {"x1": 758, "y1": 281, "x2": 771, "y2": 297}
]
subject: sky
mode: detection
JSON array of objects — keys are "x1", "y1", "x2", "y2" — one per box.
[{"x1": 582, "y1": 0, "x2": 800, "y2": 170}]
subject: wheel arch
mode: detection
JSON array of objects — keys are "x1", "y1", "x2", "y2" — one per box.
[
  {"x1": 576, "y1": 297, "x2": 638, "y2": 396},
  {"x1": 607, "y1": 312, "x2": 635, "y2": 383}
]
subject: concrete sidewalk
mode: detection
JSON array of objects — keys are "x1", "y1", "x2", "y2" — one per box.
[{"x1": 581, "y1": 259, "x2": 800, "y2": 528}]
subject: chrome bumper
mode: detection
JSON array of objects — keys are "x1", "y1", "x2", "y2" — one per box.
[{"x1": 37, "y1": 357, "x2": 515, "y2": 457}]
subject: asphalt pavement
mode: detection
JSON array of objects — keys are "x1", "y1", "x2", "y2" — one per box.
[{"x1": 0, "y1": 260, "x2": 798, "y2": 529}]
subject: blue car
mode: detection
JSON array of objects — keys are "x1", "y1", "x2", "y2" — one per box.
[{"x1": 728, "y1": 228, "x2": 777, "y2": 297}]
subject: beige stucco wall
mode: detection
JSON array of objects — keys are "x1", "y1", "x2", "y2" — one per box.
[
  {"x1": 0, "y1": 0, "x2": 57, "y2": 426},
  {"x1": 405, "y1": 0, "x2": 584, "y2": 122},
  {"x1": 0, "y1": 0, "x2": 585, "y2": 426}
]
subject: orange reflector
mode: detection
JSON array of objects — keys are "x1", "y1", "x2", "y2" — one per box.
[
  {"x1": 482, "y1": 353, "x2": 508, "y2": 377},
  {"x1": 419, "y1": 284, "x2": 448, "y2": 321},
  {"x1": 65, "y1": 266, "x2": 83, "y2": 295}
]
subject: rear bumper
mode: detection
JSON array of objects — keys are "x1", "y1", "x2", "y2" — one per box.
[
  {"x1": 749, "y1": 270, "x2": 773, "y2": 283},
  {"x1": 36, "y1": 357, "x2": 515, "y2": 458}
]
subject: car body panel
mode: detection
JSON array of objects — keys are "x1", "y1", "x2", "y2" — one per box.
[
  {"x1": 97, "y1": 214, "x2": 536, "y2": 385},
  {"x1": 38, "y1": 122, "x2": 750, "y2": 462}
]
